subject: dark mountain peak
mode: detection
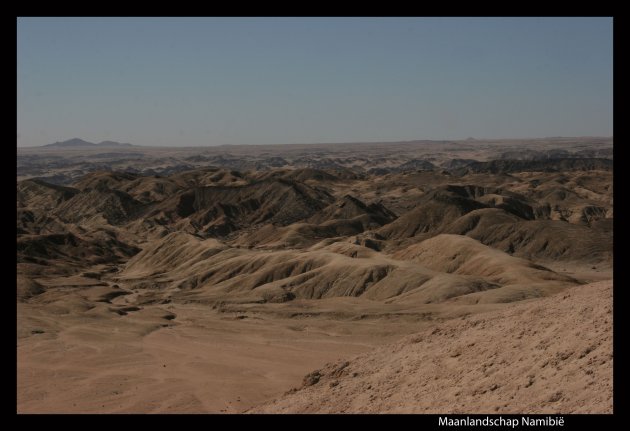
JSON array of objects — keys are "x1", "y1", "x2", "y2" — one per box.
[
  {"x1": 43, "y1": 138, "x2": 133, "y2": 148},
  {"x1": 44, "y1": 138, "x2": 93, "y2": 147}
]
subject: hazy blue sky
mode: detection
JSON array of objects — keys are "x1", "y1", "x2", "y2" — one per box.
[{"x1": 17, "y1": 17, "x2": 613, "y2": 147}]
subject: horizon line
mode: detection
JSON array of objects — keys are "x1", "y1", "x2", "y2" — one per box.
[{"x1": 17, "y1": 135, "x2": 615, "y2": 149}]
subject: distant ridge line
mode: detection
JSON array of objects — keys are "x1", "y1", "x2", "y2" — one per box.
[{"x1": 43, "y1": 138, "x2": 134, "y2": 148}]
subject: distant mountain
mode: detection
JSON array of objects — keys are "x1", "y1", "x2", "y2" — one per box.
[
  {"x1": 43, "y1": 138, "x2": 93, "y2": 147},
  {"x1": 43, "y1": 138, "x2": 133, "y2": 148}
]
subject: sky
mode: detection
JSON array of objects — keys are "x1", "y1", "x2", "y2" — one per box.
[{"x1": 17, "y1": 17, "x2": 613, "y2": 147}]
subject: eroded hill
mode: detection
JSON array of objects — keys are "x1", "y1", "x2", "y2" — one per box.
[
  {"x1": 252, "y1": 280, "x2": 612, "y2": 414},
  {"x1": 17, "y1": 140, "x2": 613, "y2": 413}
]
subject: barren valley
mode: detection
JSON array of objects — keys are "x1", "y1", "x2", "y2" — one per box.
[{"x1": 16, "y1": 137, "x2": 613, "y2": 413}]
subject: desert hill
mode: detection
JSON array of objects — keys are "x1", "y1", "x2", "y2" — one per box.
[
  {"x1": 454, "y1": 157, "x2": 612, "y2": 175},
  {"x1": 16, "y1": 163, "x2": 612, "y2": 289},
  {"x1": 17, "y1": 139, "x2": 613, "y2": 413},
  {"x1": 118, "y1": 232, "x2": 576, "y2": 306},
  {"x1": 252, "y1": 280, "x2": 612, "y2": 413},
  {"x1": 17, "y1": 178, "x2": 79, "y2": 209}
]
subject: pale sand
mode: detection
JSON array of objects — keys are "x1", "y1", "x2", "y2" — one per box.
[
  {"x1": 252, "y1": 280, "x2": 612, "y2": 414},
  {"x1": 18, "y1": 300, "x2": 419, "y2": 413},
  {"x1": 18, "y1": 279, "x2": 612, "y2": 413}
]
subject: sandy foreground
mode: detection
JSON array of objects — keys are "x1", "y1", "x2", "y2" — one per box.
[
  {"x1": 252, "y1": 280, "x2": 613, "y2": 414},
  {"x1": 17, "y1": 296, "x2": 426, "y2": 413},
  {"x1": 18, "y1": 279, "x2": 611, "y2": 414}
]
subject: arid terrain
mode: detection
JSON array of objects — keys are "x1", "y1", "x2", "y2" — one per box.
[
  {"x1": 253, "y1": 280, "x2": 612, "y2": 414},
  {"x1": 17, "y1": 137, "x2": 613, "y2": 413}
]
